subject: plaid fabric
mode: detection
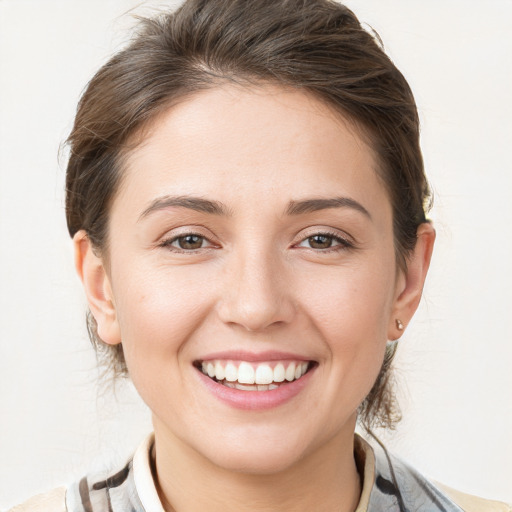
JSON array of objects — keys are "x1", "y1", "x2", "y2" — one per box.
[
  {"x1": 366, "y1": 438, "x2": 464, "y2": 511},
  {"x1": 66, "y1": 460, "x2": 143, "y2": 512},
  {"x1": 63, "y1": 433, "x2": 464, "y2": 512}
]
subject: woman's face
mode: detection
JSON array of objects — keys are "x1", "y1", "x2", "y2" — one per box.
[{"x1": 85, "y1": 84, "x2": 417, "y2": 473}]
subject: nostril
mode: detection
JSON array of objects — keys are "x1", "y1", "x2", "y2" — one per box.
[{"x1": 216, "y1": 277, "x2": 296, "y2": 332}]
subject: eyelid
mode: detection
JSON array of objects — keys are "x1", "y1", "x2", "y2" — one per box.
[
  {"x1": 157, "y1": 226, "x2": 220, "y2": 252},
  {"x1": 296, "y1": 226, "x2": 354, "y2": 242},
  {"x1": 293, "y1": 227, "x2": 355, "y2": 250}
]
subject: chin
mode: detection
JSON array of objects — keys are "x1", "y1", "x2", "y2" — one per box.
[
  {"x1": 207, "y1": 445, "x2": 306, "y2": 475},
  {"x1": 191, "y1": 425, "x2": 317, "y2": 475}
]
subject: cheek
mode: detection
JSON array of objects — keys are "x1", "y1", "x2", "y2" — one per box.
[
  {"x1": 303, "y1": 259, "x2": 396, "y2": 341},
  {"x1": 111, "y1": 264, "x2": 213, "y2": 378},
  {"x1": 298, "y1": 260, "x2": 396, "y2": 408}
]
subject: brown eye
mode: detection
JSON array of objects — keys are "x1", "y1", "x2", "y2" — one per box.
[
  {"x1": 307, "y1": 234, "x2": 333, "y2": 249},
  {"x1": 160, "y1": 231, "x2": 217, "y2": 253},
  {"x1": 296, "y1": 232, "x2": 352, "y2": 252},
  {"x1": 177, "y1": 234, "x2": 205, "y2": 250}
]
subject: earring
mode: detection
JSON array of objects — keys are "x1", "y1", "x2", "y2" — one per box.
[{"x1": 395, "y1": 319, "x2": 404, "y2": 331}]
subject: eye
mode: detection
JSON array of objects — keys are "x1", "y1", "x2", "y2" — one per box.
[
  {"x1": 160, "y1": 233, "x2": 213, "y2": 251},
  {"x1": 305, "y1": 234, "x2": 335, "y2": 249},
  {"x1": 176, "y1": 234, "x2": 206, "y2": 250},
  {"x1": 297, "y1": 232, "x2": 352, "y2": 251}
]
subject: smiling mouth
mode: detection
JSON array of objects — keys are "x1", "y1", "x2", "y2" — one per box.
[{"x1": 194, "y1": 359, "x2": 316, "y2": 391}]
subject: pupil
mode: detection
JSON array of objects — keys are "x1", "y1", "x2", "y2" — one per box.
[
  {"x1": 309, "y1": 235, "x2": 332, "y2": 249},
  {"x1": 179, "y1": 235, "x2": 202, "y2": 249}
]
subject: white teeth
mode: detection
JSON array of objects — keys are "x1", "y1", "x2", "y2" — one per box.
[
  {"x1": 273, "y1": 363, "x2": 285, "y2": 382},
  {"x1": 215, "y1": 361, "x2": 225, "y2": 381},
  {"x1": 235, "y1": 383, "x2": 257, "y2": 391},
  {"x1": 200, "y1": 360, "x2": 311, "y2": 386},
  {"x1": 255, "y1": 364, "x2": 274, "y2": 385},
  {"x1": 285, "y1": 363, "x2": 296, "y2": 382},
  {"x1": 224, "y1": 381, "x2": 235, "y2": 388},
  {"x1": 231, "y1": 383, "x2": 273, "y2": 391},
  {"x1": 238, "y1": 362, "x2": 255, "y2": 384},
  {"x1": 225, "y1": 362, "x2": 238, "y2": 382}
]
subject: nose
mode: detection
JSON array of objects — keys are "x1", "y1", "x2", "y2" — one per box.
[{"x1": 216, "y1": 246, "x2": 295, "y2": 332}]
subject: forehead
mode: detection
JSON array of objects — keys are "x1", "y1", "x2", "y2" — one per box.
[{"x1": 118, "y1": 84, "x2": 390, "y2": 221}]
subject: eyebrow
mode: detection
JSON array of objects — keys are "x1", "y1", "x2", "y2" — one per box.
[
  {"x1": 139, "y1": 195, "x2": 231, "y2": 220},
  {"x1": 138, "y1": 194, "x2": 371, "y2": 221},
  {"x1": 285, "y1": 197, "x2": 371, "y2": 219}
]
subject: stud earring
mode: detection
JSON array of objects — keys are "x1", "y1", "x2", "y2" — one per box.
[{"x1": 396, "y1": 319, "x2": 404, "y2": 331}]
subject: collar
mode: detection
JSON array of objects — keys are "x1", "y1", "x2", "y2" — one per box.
[
  {"x1": 132, "y1": 432, "x2": 376, "y2": 512},
  {"x1": 133, "y1": 433, "x2": 165, "y2": 512},
  {"x1": 354, "y1": 433, "x2": 376, "y2": 511}
]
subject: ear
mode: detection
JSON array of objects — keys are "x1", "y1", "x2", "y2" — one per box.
[
  {"x1": 73, "y1": 230, "x2": 121, "y2": 345},
  {"x1": 389, "y1": 222, "x2": 436, "y2": 339}
]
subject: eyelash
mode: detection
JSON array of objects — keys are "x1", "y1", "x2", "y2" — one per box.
[
  {"x1": 159, "y1": 232, "x2": 215, "y2": 252},
  {"x1": 159, "y1": 230, "x2": 354, "y2": 254},
  {"x1": 295, "y1": 230, "x2": 354, "y2": 253}
]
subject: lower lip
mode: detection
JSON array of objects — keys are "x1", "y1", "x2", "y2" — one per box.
[{"x1": 195, "y1": 366, "x2": 316, "y2": 411}]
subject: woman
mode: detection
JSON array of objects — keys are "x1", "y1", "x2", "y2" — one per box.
[{"x1": 9, "y1": 0, "x2": 510, "y2": 511}]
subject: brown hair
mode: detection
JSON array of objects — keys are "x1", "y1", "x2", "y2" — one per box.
[{"x1": 66, "y1": 0, "x2": 430, "y2": 432}]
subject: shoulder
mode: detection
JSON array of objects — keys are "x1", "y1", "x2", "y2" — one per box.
[
  {"x1": 435, "y1": 483, "x2": 512, "y2": 512},
  {"x1": 8, "y1": 434, "x2": 156, "y2": 512},
  {"x1": 356, "y1": 434, "x2": 511, "y2": 512},
  {"x1": 7, "y1": 487, "x2": 67, "y2": 512}
]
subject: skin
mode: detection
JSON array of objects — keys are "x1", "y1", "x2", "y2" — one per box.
[{"x1": 75, "y1": 84, "x2": 435, "y2": 512}]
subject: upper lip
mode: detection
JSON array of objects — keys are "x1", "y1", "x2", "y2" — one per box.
[{"x1": 196, "y1": 350, "x2": 314, "y2": 363}]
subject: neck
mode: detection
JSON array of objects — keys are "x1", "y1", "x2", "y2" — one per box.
[{"x1": 151, "y1": 417, "x2": 361, "y2": 512}]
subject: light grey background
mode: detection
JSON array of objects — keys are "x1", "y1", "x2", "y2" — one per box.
[{"x1": 1, "y1": 0, "x2": 511, "y2": 507}]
